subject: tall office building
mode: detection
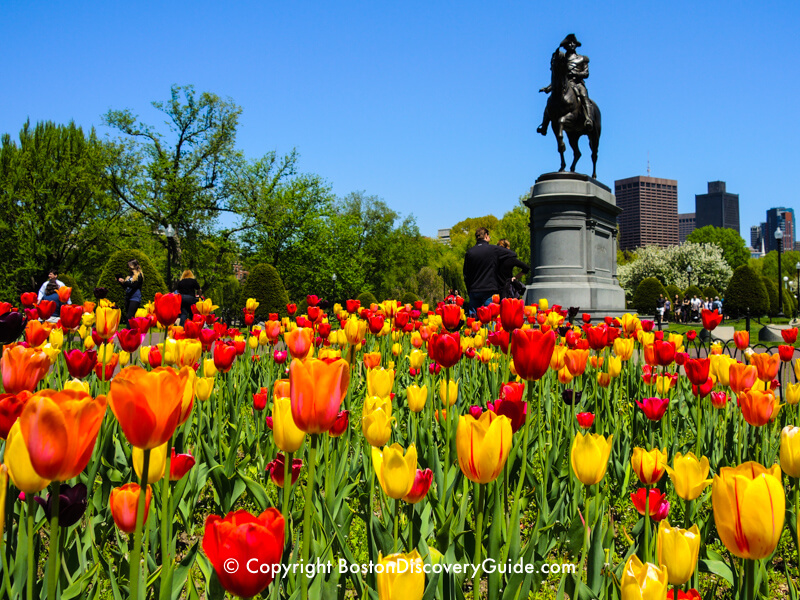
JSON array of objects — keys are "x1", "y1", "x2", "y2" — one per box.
[
  {"x1": 695, "y1": 181, "x2": 740, "y2": 233},
  {"x1": 678, "y1": 213, "x2": 695, "y2": 243},
  {"x1": 750, "y1": 225, "x2": 763, "y2": 252},
  {"x1": 615, "y1": 176, "x2": 678, "y2": 251},
  {"x1": 765, "y1": 207, "x2": 796, "y2": 253}
]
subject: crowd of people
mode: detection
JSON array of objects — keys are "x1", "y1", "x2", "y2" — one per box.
[{"x1": 656, "y1": 293, "x2": 724, "y2": 325}]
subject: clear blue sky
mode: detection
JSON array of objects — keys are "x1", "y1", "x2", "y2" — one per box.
[{"x1": 2, "y1": 1, "x2": 798, "y2": 241}]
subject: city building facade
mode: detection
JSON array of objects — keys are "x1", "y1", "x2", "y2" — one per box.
[
  {"x1": 678, "y1": 213, "x2": 695, "y2": 243},
  {"x1": 615, "y1": 176, "x2": 678, "y2": 251},
  {"x1": 695, "y1": 181, "x2": 740, "y2": 233}
]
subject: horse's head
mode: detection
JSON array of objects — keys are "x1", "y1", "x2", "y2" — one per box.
[{"x1": 549, "y1": 50, "x2": 569, "y2": 92}]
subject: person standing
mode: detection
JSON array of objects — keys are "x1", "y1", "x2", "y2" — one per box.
[
  {"x1": 463, "y1": 227, "x2": 517, "y2": 314},
  {"x1": 37, "y1": 268, "x2": 72, "y2": 304},
  {"x1": 497, "y1": 239, "x2": 530, "y2": 299},
  {"x1": 176, "y1": 270, "x2": 201, "y2": 325},
  {"x1": 118, "y1": 260, "x2": 144, "y2": 323}
]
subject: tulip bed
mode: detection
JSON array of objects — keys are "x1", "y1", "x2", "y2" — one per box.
[{"x1": 0, "y1": 291, "x2": 799, "y2": 599}]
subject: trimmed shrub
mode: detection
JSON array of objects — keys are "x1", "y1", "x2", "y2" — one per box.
[
  {"x1": 702, "y1": 286, "x2": 720, "y2": 300},
  {"x1": 239, "y1": 264, "x2": 289, "y2": 321},
  {"x1": 59, "y1": 274, "x2": 84, "y2": 306},
  {"x1": 724, "y1": 266, "x2": 769, "y2": 318},
  {"x1": 683, "y1": 285, "x2": 703, "y2": 300},
  {"x1": 761, "y1": 276, "x2": 779, "y2": 316},
  {"x1": 400, "y1": 291, "x2": 419, "y2": 305},
  {"x1": 97, "y1": 250, "x2": 167, "y2": 309},
  {"x1": 296, "y1": 299, "x2": 309, "y2": 315},
  {"x1": 665, "y1": 284, "x2": 681, "y2": 302},
  {"x1": 633, "y1": 277, "x2": 668, "y2": 315},
  {"x1": 357, "y1": 291, "x2": 378, "y2": 308}
]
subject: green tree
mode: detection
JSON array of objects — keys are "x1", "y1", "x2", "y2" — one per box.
[
  {"x1": 725, "y1": 265, "x2": 769, "y2": 317},
  {"x1": 103, "y1": 85, "x2": 242, "y2": 286},
  {"x1": 633, "y1": 277, "x2": 667, "y2": 315},
  {"x1": 497, "y1": 199, "x2": 530, "y2": 266},
  {"x1": 0, "y1": 120, "x2": 122, "y2": 301},
  {"x1": 686, "y1": 226, "x2": 750, "y2": 270}
]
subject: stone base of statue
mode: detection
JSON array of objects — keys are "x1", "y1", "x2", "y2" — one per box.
[{"x1": 523, "y1": 172, "x2": 627, "y2": 317}]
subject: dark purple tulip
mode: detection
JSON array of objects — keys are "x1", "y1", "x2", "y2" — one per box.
[
  {"x1": 561, "y1": 389, "x2": 583, "y2": 406},
  {"x1": 93, "y1": 287, "x2": 108, "y2": 299},
  {"x1": 567, "y1": 306, "x2": 580, "y2": 321},
  {"x1": 34, "y1": 483, "x2": 88, "y2": 528},
  {"x1": 0, "y1": 311, "x2": 25, "y2": 344}
]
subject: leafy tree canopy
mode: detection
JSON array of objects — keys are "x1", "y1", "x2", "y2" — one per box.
[{"x1": 686, "y1": 226, "x2": 750, "y2": 270}]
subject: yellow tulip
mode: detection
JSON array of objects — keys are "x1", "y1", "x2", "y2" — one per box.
[
  {"x1": 439, "y1": 378, "x2": 459, "y2": 406},
  {"x1": 203, "y1": 358, "x2": 219, "y2": 378},
  {"x1": 48, "y1": 327, "x2": 64, "y2": 349},
  {"x1": 272, "y1": 396, "x2": 306, "y2": 453},
  {"x1": 406, "y1": 384, "x2": 427, "y2": 413},
  {"x1": 667, "y1": 333, "x2": 683, "y2": 349},
  {"x1": 176, "y1": 339, "x2": 202, "y2": 368},
  {"x1": 391, "y1": 343, "x2": 401, "y2": 357},
  {"x1": 538, "y1": 298, "x2": 549, "y2": 310},
  {"x1": 64, "y1": 378, "x2": 91, "y2": 394},
  {"x1": 781, "y1": 426, "x2": 800, "y2": 478},
  {"x1": 367, "y1": 368, "x2": 395, "y2": 398},
  {"x1": 343, "y1": 317, "x2": 366, "y2": 345},
  {"x1": 558, "y1": 365, "x2": 574, "y2": 385},
  {"x1": 363, "y1": 396, "x2": 393, "y2": 447},
  {"x1": 785, "y1": 382, "x2": 800, "y2": 406},
  {"x1": 631, "y1": 447, "x2": 667, "y2": 485},
  {"x1": 570, "y1": 432, "x2": 613, "y2": 485},
  {"x1": 710, "y1": 354, "x2": 735, "y2": 387},
  {"x1": 664, "y1": 452, "x2": 712, "y2": 501},
  {"x1": 637, "y1": 331, "x2": 654, "y2": 346},
  {"x1": 620, "y1": 313, "x2": 641, "y2": 337},
  {"x1": 195, "y1": 377, "x2": 215, "y2": 401},
  {"x1": 473, "y1": 333, "x2": 485, "y2": 349},
  {"x1": 81, "y1": 312, "x2": 95, "y2": 328},
  {"x1": 795, "y1": 358, "x2": 800, "y2": 381},
  {"x1": 245, "y1": 298, "x2": 260, "y2": 312},
  {"x1": 248, "y1": 336, "x2": 259, "y2": 350},
  {"x1": 134, "y1": 308, "x2": 148, "y2": 319},
  {"x1": 655, "y1": 375, "x2": 674, "y2": 396},
  {"x1": 620, "y1": 555, "x2": 668, "y2": 600},
  {"x1": 42, "y1": 346, "x2": 60, "y2": 364},
  {"x1": 410, "y1": 331, "x2": 423, "y2": 349},
  {"x1": 372, "y1": 444, "x2": 417, "y2": 499},
  {"x1": 550, "y1": 345, "x2": 567, "y2": 371},
  {"x1": 656, "y1": 520, "x2": 700, "y2": 585},
  {"x1": 377, "y1": 550, "x2": 424, "y2": 600},
  {"x1": 4, "y1": 421, "x2": 51, "y2": 493},
  {"x1": 84, "y1": 336, "x2": 96, "y2": 351},
  {"x1": 456, "y1": 412, "x2": 512, "y2": 484},
  {"x1": 712, "y1": 461, "x2": 784, "y2": 559},
  {"x1": 0, "y1": 465, "x2": 6, "y2": 534},
  {"x1": 119, "y1": 350, "x2": 131, "y2": 367},
  {"x1": 96, "y1": 306, "x2": 121, "y2": 339},
  {"x1": 408, "y1": 350, "x2": 426, "y2": 370},
  {"x1": 608, "y1": 355, "x2": 622, "y2": 378},
  {"x1": 132, "y1": 442, "x2": 168, "y2": 483},
  {"x1": 139, "y1": 345, "x2": 151, "y2": 363},
  {"x1": 194, "y1": 298, "x2": 218, "y2": 315},
  {"x1": 96, "y1": 343, "x2": 115, "y2": 363}
]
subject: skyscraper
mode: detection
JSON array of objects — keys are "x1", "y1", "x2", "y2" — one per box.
[
  {"x1": 765, "y1": 208, "x2": 796, "y2": 253},
  {"x1": 695, "y1": 181, "x2": 740, "y2": 233},
  {"x1": 678, "y1": 213, "x2": 695, "y2": 243},
  {"x1": 615, "y1": 176, "x2": 678, "y2": 251},
  {"x1": 750, "y1": 224, "x2": 763, "y2": 252}
]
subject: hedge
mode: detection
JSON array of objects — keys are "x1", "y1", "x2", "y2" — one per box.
[
  {"x1": 683, "y1": 285, "x2": 704, "y2": 300},
  {"x1": 400, "y1": 291, "x2": 419, "y2": 305},
  {"x1": 97, "y1": 250, "x2": 167, "y2": 309},
  {"x1": 59, "y1": 274, "x2": 84, "y2": 306},
  {"x1": 356, "y1": 291, "x2": 378, "y2": 308},
  {"x1": 724, "y1": 266, "x2": 769, "y2": 317},
  {"x1": 702, "y1": 286, "x2": 720, "y2": 300},
  {"x1": 239, "y1": 264, "x2": 289, "y2": 321},
  {"x1": 633, "y1": 277, "x2": 668, "y2": 315}
]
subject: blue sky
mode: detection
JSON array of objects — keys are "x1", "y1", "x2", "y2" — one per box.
[{"x1": 2, "y1": 1, "x2": 798, "y2": 241}]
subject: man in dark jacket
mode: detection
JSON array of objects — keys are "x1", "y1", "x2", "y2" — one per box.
[{"x1": 463, "y1": 227, "x2": 518, "y2": 314}]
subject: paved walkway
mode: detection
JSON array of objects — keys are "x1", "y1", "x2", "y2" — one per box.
[{"x1": 711, "y1": 326, "x2": 735, "y2": 342}]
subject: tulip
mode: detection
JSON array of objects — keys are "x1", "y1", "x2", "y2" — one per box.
[
  {"x1": 664, "y1": 452, "x2": 711, "y2": 501},
  {"x1": 510, "y1": 329, "x2": 556, "y2": 381},
  {"x1": 488, "y1": 397, "x2": 527, "y2": 433},
  {"x1": 0, "y1": 391, "x2": 30, "y2": 439},
  {"x1": 712, "y1": 461, "x2": 784, "y2": 559},
  {"x1": 1, "y1": 344, "x2": 50, "y2": 394},
  {"x1": 170, "y1": 449, "x2": 196, "y2": 481},
  {"x1": 631, "y1": 488, "x2": 670, "y2": 521},
  {"x1": 406, "y1": 384, "x2": 427, "y2": 412},
  {"x1": 19, "y1": 389, "x2": 107, "y2": 481},
  {"x1": 266, "y1": 453, "x2": 303, "y2": 487},
  {"x1": 456, "y1": 412, "x2": 512, "y2": 484},
  {"x1": 749, "y1": 351, "x2": 780, "y2": 382},
  {"x1": 107, "y1": 366, "x2": 191, "y2": 449},
  {"x1": 549, "y1": 345, "x2": 567, "y2": 371},
  {"x1": 367, "y1": 368, "x2": 395, "y2": 398},
  {"x1": 636, "y1": 397, "x2": 669, "y2": 422},
  {"x1": 562, "y1": 389, "x2": 583, "y2": 406},
  {"x1": 570, "y1": 432, "x2": 613, "y2": 485},
  {"x1": 785, "y1": 382, "x2": 800, "y2": 405},
  {"x1": 59, "y1": 304, "x2": 83, "y2": 331},
  {"x1": 34, "y1": 482, "x2": 88, "y2": 528},
  {"x1": 272, "y1": 396, "x2": 306, "y2": 453},
  {"x1": 499, "y1": 298, "x2": 524, "y2": 332},
  {"x1": 362, "y1": 396, "x2": 393, "y2": 447},
  {"x1": 372, "y1": 443, "x2": 417, "y2": 499},
  {"x1": 36, "y1": 300, "x2": 56, "y2": 321},
  {"x1": 576, "y1": 412, "x2": 594, "y2": 430},
  {"x1": 655, "y1": 375, "x2": 676, "y2": 396},
  {"x1": 153, "y1": 293, "x2": 182, "y2": 327},
  {"x1": 691, "y1": 377, "x2": 714, "y2": 399},
  {"x1": 195, "y1": 377, "x2": 215, "y2": 401},
  {"x1": 608, "y1": 355, "x2": 622, "y2": 378},
  {"x1": 94, "y1": 353, "x2": 119, "y2": 381},
  {"x1": 564, "y1": 348, "x2": 589, "y2": 376},
  {"x1": 733, "y1": 330, "x2": 750, "y2": 350},
  {"x1": 0, "y1": 311, "x2": 25, "y2": 346},
  {"x1": 701, "y1": 308, "x2": 723, "y2": 331},
  {"x1": 4, "y1": 421, "x2": 51, "y2": 493},
  {"x1": 779, "y1": 426, "x2": 800, "y2": 479},
  {"x1": 729, "y1": 362, "x2": 758, "y2": 395},
  {"x1": 631, "y1": 447, "x2": 668, "y2": 485},
  {"x1": 441, "y1": 303, "x2": 462, "y2": 331},
  {"x1": 116, "y1": 328, "x2": 143, "y2": 353},
  {"x1": 429, "y1": 332, "x2": 461, "y2": 368},
  {"x1": 147, "y1": 345, "x2": 162, "y2": 367},
  {"x1": 403, "y1": 469, "x2": 433, "y2": 504},
  {"x1": 779, "y1": 345, "x2": 795, "y2": 363},
  {"x1": 684, "y1": 358, "x2": 710, "y2": 386},
  {"x1": 439, "y1": 378, "x2": 459, "y2": 407},
  {"x1": 95, "y1": 306, "x2": 121, "y2": 340},
  {"x1": 110, "y1": 483, "x2": 152, "y2": 534},
  {"x1": 613, "y1": 337, "x2": 635, "y2": 361},
  {"x1": 133, "y1": 443, "x2": 168, "y2": 483},
  {"x1": 620, "y1": 555, "x2": 669, "y2": 600},
  {"x1": 710, "y1": 391, "x2": 729, "y2": 409},
  {"x1": 739, "y1": 388, "x2": 779, "y2": 427},
  {"x1": 782, "y1": 327, "x2": 799, "y2": 344},
  {"x1": 656, "y1": 520, "x2": 700, "y2": 585},
  {"x1": 212, "y1": 341, "x2": 237, "y2": 373},
  {"x1": 328, "y1": 410, "x2": 349, "y2": 437},
  {"x1": 289, "y1": 358, "x2": 350, "y2": 434},
  {"x1": 377, "y1": 550, "x2": 425, "y2": 600},
  {"x1": 285, "y1": 327, "x2": 313, "y2": 360}
]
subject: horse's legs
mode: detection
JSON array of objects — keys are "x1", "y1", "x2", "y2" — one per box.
[
  {"x1": 554, "y1": 122, "x2": 566, "y2": 171},
  {"x1": 589, "y1": 131, "x2": 599, "y2": 178},
  {"x1": 568, "y1": 132, "x2": 581, "y2": 172}
]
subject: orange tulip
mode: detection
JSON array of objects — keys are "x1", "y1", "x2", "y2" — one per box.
[
  {"x1": 273, "y1": 378, "x2": 290, "y2": 400},
  {"x1": 109, "y1": 483, "x2": 152, "y2": 533},
  {"x1": 749, "y1": 352, "x2": 780, "y2": 382},
  {"x1": 1, "y1": 344, "x2": 50, "y2": 394},
  {"x1": 739, "y1": 389, "x2": 780, "y2": 427},
  {"x1": 56, "y1": 286, "x2": 72, "y2": 303},
  {"x1": 729, "y1": 363, "x2": 758, "y2": 395},
  {"x1": 733, "y1": 330, "x2": 749, "y2": 351},
  {"x1": 18, "y1": 389, "x2": 107, "y2": 480},
  {"x1": 284, "y1": 328, "x2": 313, "y2": 360},
  {"x1": 363, "y1": 352, "x2": 382, "y2": 370},
  {"x1": 565, "y1": 348, "x2": 589, "y2": 376},
  {"x1": 289, "y1": 358, "x2": 350, "y2": 434},
  {"x1": 107, "y1": 365, "x2": 191, "y2": 449},
  {"x1": 24, "y1": 321, "x2": 52, "y2": 347}
]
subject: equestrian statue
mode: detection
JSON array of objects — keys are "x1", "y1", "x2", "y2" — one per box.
[{"x1": 537, "y1": 34, "x2": 601, "y2": 178}]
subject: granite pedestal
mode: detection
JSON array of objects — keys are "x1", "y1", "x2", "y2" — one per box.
[{"x1": 523, "y1": 172, "x2": 627, "y2": 317}]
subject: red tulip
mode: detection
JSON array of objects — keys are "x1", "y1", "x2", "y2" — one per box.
[
  {"x1": 94, "y1": 354, "x2": 119, "y2": 380},
  {"x1": 116, "y1": 329, "x2": 143, "y2": 353},
  {"x1": 511, "y1": 329, "x2": 557, "y2": 381},
  {"x1": 306, "y1": 295, "x2": 319, "y2": 307},
  {"x1": 692, "y1": 377, "x2": 714, "y2": 398},
  {"x1": 170, "y1": 449, "x2": 196, "y2": 481},
  {"x1": 500, "y1": 381, "x2": 525, "y2": 403},
  {"x1": 64, "y1": 349, "x2": 98, "y2": 379},
  {"x1": 0, "y1": 391, "x2": 31, "y2": 439},
  {"x1": 429, "y1": 332, "x2": 461, "y2": 369},
  {"x1": 25, "y1": 321, "x2": 52, "y2": 348},
  {"x1": 584, "y1": 325, "x2": 608, "y2": 350},
  {"x1": 487, "y1": 330, "x2": 510, "y2": 354},
  {"x1": 631, "y1": 488, "x2": 670, "y2": 521},
  {"x1": 203, "y1": 509, "x2": 284, "y2": 598},
  {"x1": 684, "y1": 358, "x2": 710, "y2": 386},
  {"x1": 636, "y1": 397, "x2": 669, "y2": 421},
  {"x1": 154, "y1": 293, "x2": 182, "y2": 327},
  {"x1": 273, "y1": 350, "x2": 288, "y2": 364},
  {"x1": 128, "y1": 317, "x2": 150, "y2": 336},
  {"x1": 59, "y1": 305, "x2": 84, "y2": 331},
  {"x1": 668, "y1": 590, "x2": 701, "y2": 600},
  {"x1": 36, "y1": 300, "x2": 56, "y2": 321},
  {"x1": 779, "y1": 345, "x2": 795, "y2": 363},
  {"x1": 475, "y1": 306, "x2": 492, "y2": 324},
  {"x1": 733, "y1": 330, "x2": 749, "y2": 350},
  {"x1": 402, "y1": 468, "x2": 433, "y2": 504},
  {"x1": 582, "y1": 313, "x2": 592, "y2": 324},
  {"x1": 782, "y1": 327, "x2": 798, "y2": 344},
  {"x1": 253, "y1": 389, "x2": 269, "y2": 411},
  {"x1": 499, "y1": 298, "x2": 524, "y2": 333},
  {"x1": 266, "y1": 453, "x2": 303, "y2": 487},
  {"x1": 653, "y1": 340, "x2": 676, "y2": 366},
  {"x1": 686, "y1": 330, "x2": 697, "y2": 341},
  {"x1": 213, "y1": 342, "x2": 237, "y2": 373},
  {"x1": 328, "y1": 410, "x2": 349, "y2": 437},
  {"x1": 367, "y1": 314, "x2": 385, "y2": 335},
  {"x1": 576, "y1": 412, "x2": 595, "y2": 430},
  {"x1": 487, "y1": 397, "x2": 526, "y2": 433},
  {"x1": 641, "y1": 320, "x2": 654, "y2": 332},
  {"x1": 147, "y1": 345, "x2": 162, "y2": 368},
  {"x1": 675, "y1": 352, "x2": 689, "y2": 366},
  {"x1": 710, "y1": 391, "x2": 729, "y2": 409},
  {"x1": 701, "y1": 309, "x2": 723, "y2": 331},
  {"x1": 20, "y1": 292, "x2": 37, "y2": 308}
]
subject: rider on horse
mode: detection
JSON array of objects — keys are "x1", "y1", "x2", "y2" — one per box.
[{"x1": 537, "y1": 34, "x2": 593, "y2": 134}]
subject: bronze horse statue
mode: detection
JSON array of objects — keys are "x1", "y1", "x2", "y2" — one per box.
[{"x1": 538, "y1": 49, "x2": 601, "y2": 178}]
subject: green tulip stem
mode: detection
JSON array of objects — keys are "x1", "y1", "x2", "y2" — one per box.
[
  {"x1": 159, "y1": 436, "x2": 174, "y2": 600},
  {"x1": 282, "y1": 451, "x2": 293, "y2": 545},
  {"x1": 743, "y1": 558, "x2": 756, "y2": 600},
  {"x1": 695, "y1": 392, "x2": 702, "y2": 458},
  {"x1": 25, "y1": 495, "x2": 35, "y2": 600},
  {"x1": 795, "y1": 482, "x2": 800, "y2": 578},
  {"x1": 301, "y1": 434, "x2": 319, "y2": 600},
  {"x1": 472, "y1": 483, "x2": 486, "y2": 600},
  {"x1": 393, "y1": 499, "x2": 400, "y2": 552},
  {"x1": 130, "y1": 449, "x2": 151, "y2": 600},
  {"x1": 46, "y1": 480, "x2": 61, "y2": 600},
  {"x1": 643, "y1": 488, "x2": 650, "y2": 565},
  {"x1": 443, "y1": 367, "x2": 452, "y2": 509}
]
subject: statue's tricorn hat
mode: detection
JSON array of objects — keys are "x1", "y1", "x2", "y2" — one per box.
[{"x1": 560, "y1": 33, "x2": 581, "y2": 48}]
